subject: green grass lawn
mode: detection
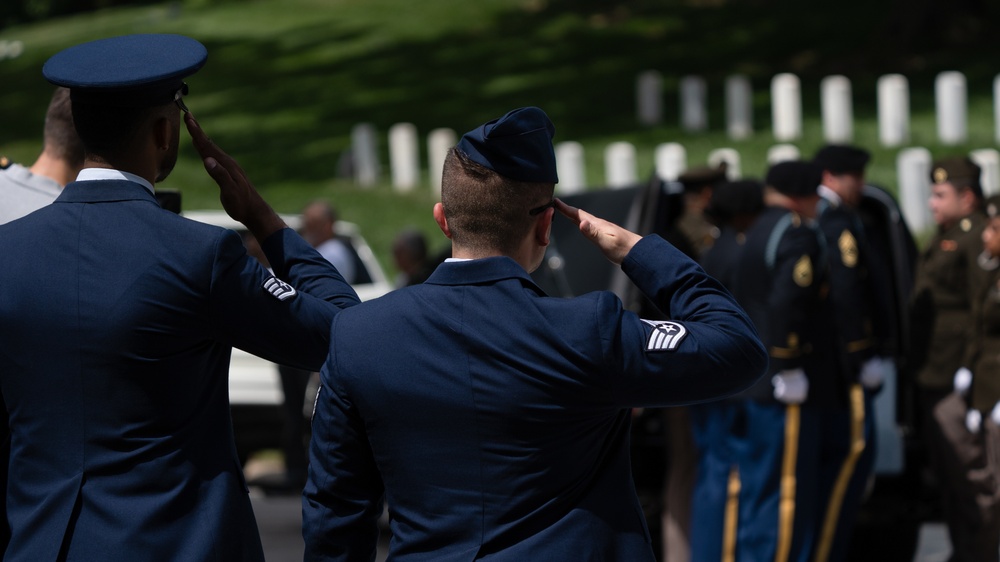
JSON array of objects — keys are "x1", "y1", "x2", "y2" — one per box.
[{"x1": 1, "y1": 0, "x2": 998, "y2": 274}]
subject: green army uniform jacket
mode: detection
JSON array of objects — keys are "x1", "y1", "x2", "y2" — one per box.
[{"x1": 911, "y1": 211, "x2": 987, "y2": 389}]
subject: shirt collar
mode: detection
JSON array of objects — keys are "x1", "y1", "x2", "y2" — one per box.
[
  {"x1": 818, "y1": 184, "x2": 842, "y2": 206},
  {"x1": 76, "y1": 168, "x2": 155, "y2": 195}
]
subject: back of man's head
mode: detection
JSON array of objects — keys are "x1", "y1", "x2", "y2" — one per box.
[
  {"x1": 70, "y1": 101, "x2": 165, "y2": 160},
  {"x1": 44, "y1": 34, "x2": 207, "y2": 164},
  {"x1": 441, "y1": 107, "x2": 557, "y2": 255},
  {"x1": 441, "y1": 149, "x2": 553, "y2": 255},
  {"x1": 42, "y1": 87, "x2": 85, "y2": 169}
]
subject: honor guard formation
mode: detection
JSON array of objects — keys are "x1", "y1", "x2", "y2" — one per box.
[{"x1": 0, "y1": 31, "x2": 996, "y2": 562}]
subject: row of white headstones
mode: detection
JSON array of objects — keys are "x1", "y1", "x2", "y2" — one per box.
[
  {"x1": 633, "y1": 71, "x2": 998, "y2": 147},
  {"x1": 355, "y1": 71, "x2": 1000, "y2": 234},
  {"x1": 0, "y1": 40, "x2": 24, "y2": 60}
]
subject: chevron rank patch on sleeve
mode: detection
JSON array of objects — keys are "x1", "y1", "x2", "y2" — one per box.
[
  {"x1": 263, "y1": 276, "x2": 297, "y2": 301},
  {"x1": 641, "y1": 320, "x2": 688, "y2": 351}
]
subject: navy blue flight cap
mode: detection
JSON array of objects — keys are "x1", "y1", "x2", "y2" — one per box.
[
  {"x1": 812, "y1": 144, "x2": 871, "y2": 175},
  {"x1": 766, "y1": 160, "x2": 822, "y2": 198},
  {"x1": 456, "y1": 107, "x2": 559, "y2": 184},
  {"x1": 43, "y1": 34, "x2": 207, "y2": 107}
]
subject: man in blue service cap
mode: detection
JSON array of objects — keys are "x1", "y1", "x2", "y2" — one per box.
[
  {"x1": 302, "y1": 106, "x2": 768, "y2": 560},
  {"x1": 0, "y1": 34, "x2": 360, "y2": 560}
]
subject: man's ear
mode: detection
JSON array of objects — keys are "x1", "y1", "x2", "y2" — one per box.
[
  {"x1": 534, "y1": 207, "x2": 553, "y2": 247},
  {"x1": 433, "y1": 202, "x2": 452, "y2": 240}
]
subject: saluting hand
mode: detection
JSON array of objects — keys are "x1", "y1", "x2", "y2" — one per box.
[
  {"x1": 555, "y1": 198, "x2": 642, "y2": 265},
  {"x1": 184, "y1": 112, "x2": 286, "y2": 240}
]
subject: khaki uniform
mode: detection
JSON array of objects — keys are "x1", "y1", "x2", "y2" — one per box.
[
  {"x1": 911, "y1": 212, "x2": 986, "y2": 390},
  {"x1": 969, "y1": 264, "x2": 1000, "y2": 411},
  {"x1": 910, "y1": 211, "x2": 991, "y2": 562},
  {"x1": 930, "y1": 258, "x2": 1000, "y2": 562}
]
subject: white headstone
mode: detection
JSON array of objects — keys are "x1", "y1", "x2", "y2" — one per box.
[
  {"x1": 877, "y1": 74, "x2": 910, "y2": 147},
  {"x1": 767, "y1": 144, "x2": 800, "y2": 164},
  {"x1": 708, "y1": 148, "x2": 741, "y2": 180},
  {"x1": 971, "y1": 149, "x2": 1000, "y2": 197},
  {"x1": 771, "y1": 73, "x2": 802, "y2": 141},
  {"x1": 388, "y1": 123, "x2": 419, "y2": 192},
  {"x1": 655, "y1": 142, "x2": 687, "y2": 181},
  {"x1": 605, "y1": 142, "x2": 637, "y2": 189},
  {"x1": 351, "y1": 123, "x2": 379, "y2": 187},
  {"x1": 936, "y1": 71, "x2": 967, "y2": 145},
  {"x1": 427, "y1": 128, "x2": 456, "y2": 196},
  {"x1": 726, "y1": 74, "x2": 753, "y2": 140},
  {"x1": 680, "y1": 76, "x2": 708, "y2": 132},
  {"x1": 555, "y1": 141, "x2": 586, "y2": 195},
  {"x1": 636, "y1": 70, "x2": 663, "y2": 126},
  {"x1": 994, "y1": 74, "x2": 1000, "y2": 145},
  {"x1": 897, "y1": 147, "x2": 933, "y2": 234},
  {"x1": 821, "y1": 75, "x2": 853, "y2": 143}
]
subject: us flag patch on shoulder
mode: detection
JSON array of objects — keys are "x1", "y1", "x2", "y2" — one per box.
[
  {"x1": 641, "y1": 320, "x2": 688, "y2": 351},
  {"x1": 263, "y1": 277, "x2": 297, "y2": 301}
]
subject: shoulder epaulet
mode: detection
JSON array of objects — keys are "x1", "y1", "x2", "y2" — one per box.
[
  {"x1": 0, "y1": 156, "x2": 10, "y2": 170},
  {"x1": 764, "y1": 211, "x2": 827, "y2": 272}
]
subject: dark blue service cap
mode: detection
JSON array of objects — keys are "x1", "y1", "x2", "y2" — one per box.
[
  {"x1": 456, "y1": 106, "x2": 558, "y2": 183},
  {"x1": 708, "y1": 179, "x2": 765, "y2": 221},
  {"x1": 812, "y1": 144, "x2": 870, "y2": 174},
  {"x1": 43, "y1": 34, "x2": 207, "y2": 107},
  {"x1": 766, "y1": 160, "x2": 822, "y2": 197}
]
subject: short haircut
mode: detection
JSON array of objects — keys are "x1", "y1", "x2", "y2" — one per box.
[
  {"x1": 441, "y1": 148, "x2": 554, "y2": 255},
  {"x1": 71, "y1": 98, "x2": 166, "y2": 159},
  {"x1": 43, "y1": 87, "x2": 85, "y2": 168}
]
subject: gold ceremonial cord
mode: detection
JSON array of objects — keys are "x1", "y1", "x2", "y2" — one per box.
[
  {"x1": 813, "y1": 384, "x2": 866, "y2": 562},
  {"x1": 722, "y1": 465, "x2": 741, "y2": 562},
  {"x1": 776, "y1": 404, "x2": 800, "y2": 562}
]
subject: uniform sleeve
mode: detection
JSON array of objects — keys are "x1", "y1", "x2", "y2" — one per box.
[
  {"x1": 209, "y1": 228, "x2": 361, "y2": 371},
  {"x1": 607, "y1": 235, "x2": 768, "y2": 406},
  {"x1": 261, "y1": 228, "x2": 361, "y2": 309},
  {"x1": 822, "y1": 216, "x2": 877, "y2": 377},
  {"x1": 759, "y1": 223, "x2": 824, "y2": 374},
  {"x1": 303, "y1": 319, "x2": 384, "y2": 562},
  {"x1": 963, "y1": 226, "x2": 990, "y2": 373}
]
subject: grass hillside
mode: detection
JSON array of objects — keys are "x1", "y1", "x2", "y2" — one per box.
[{"x1": 1, "y1": 0, "x2": 998, "y2": 272}]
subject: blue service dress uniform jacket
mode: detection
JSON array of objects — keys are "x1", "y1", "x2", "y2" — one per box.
[
  {"x1": 302, "y1": 235, "x2": 768, "y2": 561},
  {"x1": 0, "y1": 180, "x2": 360, "y2": 561}
]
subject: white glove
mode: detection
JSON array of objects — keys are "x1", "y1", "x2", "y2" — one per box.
[
  {"x1": 772, "y1": 369, "x2": 809, "y2": 404},
  {"x1": 954, "y1": 367, "x2": 973, "y2": 396},
  {"x1": 860, "y1": 357, "x2": 886, "y2": 389},
  {"x1": 991, "y1": 402, "x2": 1000, "y2": 426},
  {"x1": 966, "y1": 409, "x2": 983, "y2": 433}
]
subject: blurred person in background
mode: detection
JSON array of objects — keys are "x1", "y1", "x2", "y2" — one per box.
[
  {"x1": 910, "y1": 157, "x2": 986, "y2": 562},
  {"x1": 937, "y1": 193, "x2": 1000, "y2": 562},
  {"x1": 811, "y1": 144, "x2": 893, "y2": 562},
  {"x1": 392, "y1": 227, "x2": 432, "y2": 287},
  {"x1": 688, "y1": 178, "x2": 765, "y2": 562},
  {"x1": 0, "y1": 87, "x2": 84, "y2": 224},
  {"x1": 302, "y1": 200, "x2": 355, "y2": 284},
  {"x1": 726, "y1": 161, "x2": 835, "y2": 562},
  {"x1": 910, "y1": 157, "x2": 989, "y2": 562}
]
